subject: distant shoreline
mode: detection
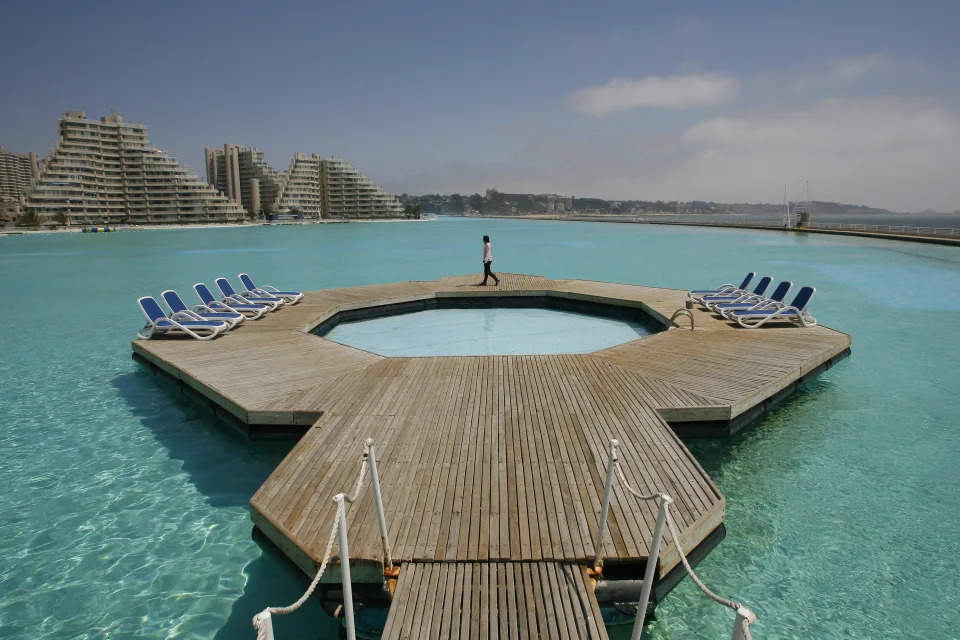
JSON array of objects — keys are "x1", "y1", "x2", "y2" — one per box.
[{"x1": 488, "y1": 213, "x2": 960, "y2": 247}]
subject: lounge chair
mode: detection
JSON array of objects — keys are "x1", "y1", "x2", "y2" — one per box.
[
  {"x1": 216, "y1": 277, "x2": 285, "y2": 310},
  {"x1": 194, "y1": 283, "x2": 267, "y2": 319},
  {"x1": 162, "y1": 290, "x2": 244, "y2": 328},
  {"x1": 136, "y1": 296, "x2": 227, "y2": 340},
  {"x1": 689, "y1": 272, "x2": 755, "y2": 302},
  {"x1": 238, "y1": 273, "x2": 304, "y2": 304},
  {"x1": 730, "y1": 286, "x2": 817, "y2": 328},
  {"x1": 714, "y1": 281, "x2": 792, "y2": 318},
  {"x1": 699, "y1": 276, "x2": 772, "y2": 310}
]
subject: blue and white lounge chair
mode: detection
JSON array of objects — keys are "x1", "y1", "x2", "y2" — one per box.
[
  {"x1": 730, "y1": 286, "x2": 817, "y2": 328},
  {"x1": 162, "y1": 290, "x2": 244, "y2": 329},
  {"x1": 216, "y1": 277, "x2": 285, "y2": 309},
  {"x1": 194, "y1": 282, "x2": 267, "y2": 319},
  {"x1": 699, "y1": 276, "x2": 772, "y2": 310},
  {"x1": 136, "y1": 296, "x2": 227, "y2": 340},
  {"x1": 238, "y1": 273, "x2": 303, "y2": 304},
  {"x1": 715, "y1": 281, "x2": 792, "y2": 318},
  {"x1": 689, "y1": 272, "x2": 755, "y2": 302}
]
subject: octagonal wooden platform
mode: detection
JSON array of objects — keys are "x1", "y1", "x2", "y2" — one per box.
[{"x1": 132, "y1": 274, "x2": 850, "y2": 639}]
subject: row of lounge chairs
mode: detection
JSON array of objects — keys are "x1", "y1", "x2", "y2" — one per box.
[
  {"x1": 136, "y1": 273, "x2": 304, "y2": 340},
  {"x1": 688, "y1": 271, "x2": 818, "y2": 328}
]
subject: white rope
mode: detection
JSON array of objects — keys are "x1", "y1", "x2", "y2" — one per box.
[
  {"x1": 611, "y1": 456, "x2": 757, "y2": 639},
  {"x1": 663, "y1": 500, "x2": 756, "y2": 639},
  {"x1": 614, "y1": 459, "x2": 661, "y2": 501},
  {"x1": 252, "y1": 446, "x2": 369, "y2": 639}
]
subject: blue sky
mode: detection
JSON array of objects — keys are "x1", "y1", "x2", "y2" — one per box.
[{"x1": 1, "y1": 0, "x2": 958, "y2": 211}]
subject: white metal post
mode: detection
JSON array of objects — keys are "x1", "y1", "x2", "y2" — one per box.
[
  {"x1": 731, "y1": 606, "x2": 757, "y2": 640},
  {"x1": 365, "y1": 438, "x2": 393, "y2": 571},
  {"x1": 630, "y1": 494, "x2": 670, "y2": 640},
  {"x1": 593, "y1": 439, "x2": 619, "y2": 570},
  {"x1": 335, "y1": 494, "x2": 357, "y2": 640}
]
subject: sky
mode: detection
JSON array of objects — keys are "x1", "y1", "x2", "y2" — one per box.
[{"x1": 1, "y1": 0, "x2": 958, "y2": 212}]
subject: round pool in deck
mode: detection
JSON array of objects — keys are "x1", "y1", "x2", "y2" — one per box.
[{"x1": 323, "y1": 307, "x2": 653, "y2": 356}]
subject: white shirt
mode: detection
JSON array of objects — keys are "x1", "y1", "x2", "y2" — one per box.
[{"x1": 483, "y1": 242, "x2": 492, "y2": 263}]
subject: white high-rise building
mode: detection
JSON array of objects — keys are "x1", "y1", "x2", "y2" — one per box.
[
  {"x1": 321, "y1": 157, "x2": 403, "y2": 219},
  {"x1": 205, "y1": 145, "x2": 286, "y2": 217},
  {"x1": 274, "y1": 153, "x2": 324, "y2": 217},
  {"x1": 0, "y1": 146, "x2": 38, "y2": 201},
  {"x1": 204, "y1": 145, "x2": 404, "y2": 220},
  {"x1": 25, "y1": 111, "x2": 245, "y2": 225}
]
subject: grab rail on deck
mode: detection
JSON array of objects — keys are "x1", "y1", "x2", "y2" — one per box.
[
  {"x1": 252, "y1": 439, "x2": 393, "y2": 640},
  {"x1": 593, "y1": 439, "x2": 758, "y2": 640}
]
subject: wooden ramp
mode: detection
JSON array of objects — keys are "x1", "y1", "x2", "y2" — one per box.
[{"x1": 382, "y1": 562, "x2": 608, "y2": 640}]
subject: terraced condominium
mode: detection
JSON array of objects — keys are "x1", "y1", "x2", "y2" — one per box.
[
  {"x1": 205, "y1": 145, "x2": 286, "y2": 216},
  {"x1": 322, "y1": 157, "x2": 404, "y2": 218},
  {"x1": 275, "y1": 153, "x2": 323, "y2": 217},
  {"x1": 0, "y1": 146, "x2": 39, "y2": 201},
  {"x1": 25, "y1": 111, "x2": 245, "y2": 225},
  {"x1": 204, "y1": 146, "x2": 403, "y2": 219}
]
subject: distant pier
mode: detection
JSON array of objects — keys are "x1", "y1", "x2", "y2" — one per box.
[{"x1": 132, "y1": 274, "x2": 850, "y2": 638}]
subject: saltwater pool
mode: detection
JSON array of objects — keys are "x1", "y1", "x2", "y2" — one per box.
[{"x1": 0, "y1": 218, "x2": 958, "y2": 639}]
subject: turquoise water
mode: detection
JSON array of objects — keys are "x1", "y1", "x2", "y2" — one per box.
[
  {"x1": 325, "y1": 307, "x2": 651, "y2": 356},
  {"x1": 0, "y1": 219, "x2": 958, "y2": 639}
]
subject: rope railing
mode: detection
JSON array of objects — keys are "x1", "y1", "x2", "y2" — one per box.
[
  {"x1": 595, "y1": 439, "x2": 757, "y2": 640},
  {"x1": 253, "y1": 439, "x2": 389, "y2": 640}
]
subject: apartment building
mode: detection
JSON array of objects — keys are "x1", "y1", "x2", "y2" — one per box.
[
  {"x1": 321, "y1": 157, "x2": 403, "y2": 218},
  {"x1": 205, "y1": 145, "x2": 286, "y2": 216},
  {"x1": 204, "y1": 146, "x2": 403, "y2": 220},
  {"x1": 0, "y1": 146, "x2": 39, "y2": 202},
  {"x1": 273, "y1": 153, "x2": 323, "y2": 217},
  {"x1": 25, "y1": 111, "x2": 245, "y2": 225}
]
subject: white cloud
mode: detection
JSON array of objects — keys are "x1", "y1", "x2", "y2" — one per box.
[
  {"x1": 827, "y1": 53, "x2": 886, "y2": 80},
  {"x1": 786, "y1": 54, "x2": 888, "y2": 93},
  {"x1": 570, "y1": 73, "x2": 739, "y2": 117},
  {"x1": 404, "y1": 97, "x2": 960, "y2": 212},
  {"x1": 667, "y1": 98, "x2": 960, "y2": 210}
]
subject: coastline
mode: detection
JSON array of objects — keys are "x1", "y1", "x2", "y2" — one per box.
[{"x1": 488, "y1": 213, "x2": 960, "y2": 248}]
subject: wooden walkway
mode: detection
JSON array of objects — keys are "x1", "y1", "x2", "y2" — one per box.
[
  {"x1": 382, "y1": 562, "x2": 607, "y2": 640},
  {"x1": 131, "y1": 273, "x2": 851, "y2": 637}
]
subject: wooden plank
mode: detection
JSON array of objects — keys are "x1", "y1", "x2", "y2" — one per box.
[{"x1": 141, "y1": 275, "x2": 848, "y2": 598}]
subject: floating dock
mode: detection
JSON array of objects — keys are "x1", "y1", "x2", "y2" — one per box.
[{"x1": 132, "y1": 274, "x2": 851, "y2": 638}]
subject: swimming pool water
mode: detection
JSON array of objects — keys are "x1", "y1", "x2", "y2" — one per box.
[
  {"x1": 324, "y1": 307, "x2": 651, "y2": 356},
  {"x1": 0, "y1": 219, "x2": 958, "y2": 639}
]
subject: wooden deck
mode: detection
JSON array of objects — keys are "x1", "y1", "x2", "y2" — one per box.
[
  {"x1": 131, "y1": 274, "x2": 851, "y2": 637},
  {"x1": 382, "y1": 562, "x2": 608, "y2": 640},
  {"x1": 249, "y1": 353, "x2": 723, "y2": 576}
]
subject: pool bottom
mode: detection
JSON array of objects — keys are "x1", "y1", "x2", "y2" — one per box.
[{"x1": 315, "y1": 295, "x2": 665, "y2": 357}]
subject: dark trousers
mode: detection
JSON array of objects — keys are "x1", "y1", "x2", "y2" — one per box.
[{"x1": 482, "y1": 261, "x2": 499, "y2": 284}]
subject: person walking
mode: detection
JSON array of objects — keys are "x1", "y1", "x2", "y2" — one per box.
[{"x1": 478, "y1": 235, "x2": 500, "y2": 286}]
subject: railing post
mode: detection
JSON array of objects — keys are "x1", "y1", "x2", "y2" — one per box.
[
  {"x1": 252, "y1": 610, "x2": 275, "y2": 640},
  {"x1": 365, "y1": 437, "x2": 393, "y2": 571},
  {"x1": 593, "y1": 439, "x2": 619, "y2": 571},
  {"x1": 731, "y1": 606, "x2": 757, "y2": 640},
  {"x1": 630, "y1": 494, "x2": 670, "y2": 640},
  {"x1": 335, "y1": 494, "x2": 357, "y2": 640}
]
